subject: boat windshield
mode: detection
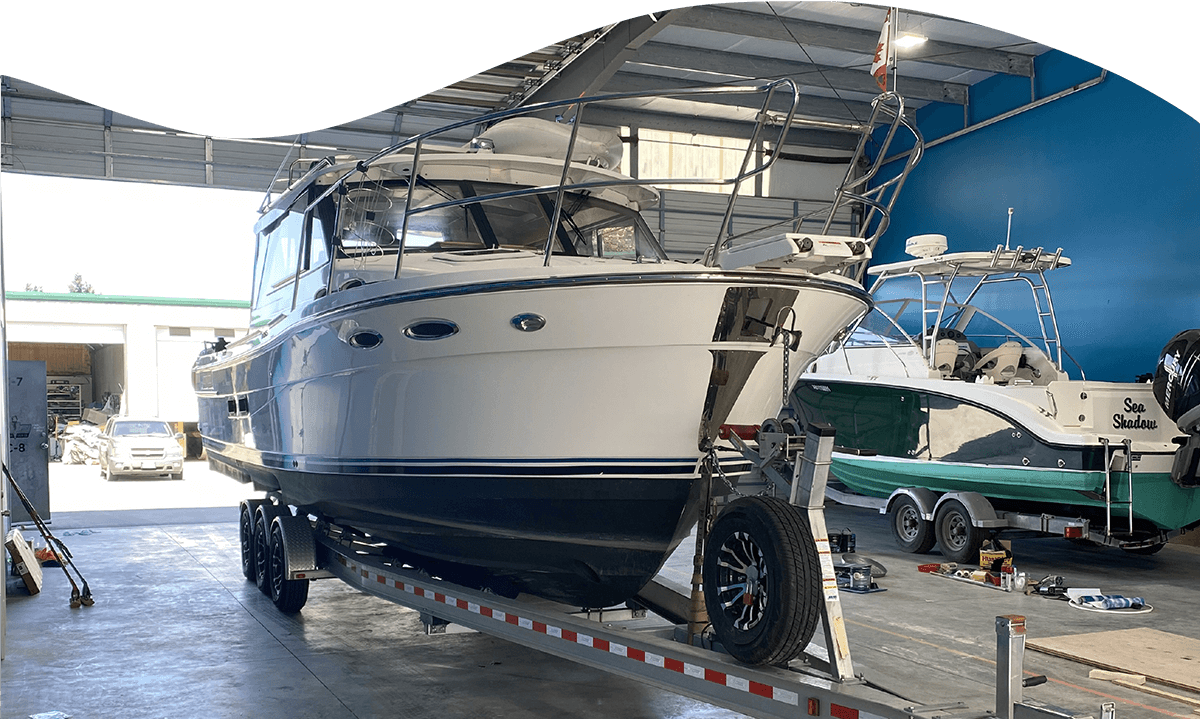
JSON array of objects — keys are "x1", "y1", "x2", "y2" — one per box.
[{"x1": 324, "y1": 179, "x2": 665, "y2": 261}]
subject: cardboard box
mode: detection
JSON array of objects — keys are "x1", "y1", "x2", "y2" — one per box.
[
  {"x1": 979, "y1": 540, "x2": 1013, "y2": 571},
  {"x1": 5, "y1": 528, "x2": 42, "y2": 595},
  {"x1": 82, "y1": 408, "x2": 110, "y2": 426}
]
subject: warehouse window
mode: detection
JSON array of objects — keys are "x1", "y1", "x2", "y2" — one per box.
[
  {"x1": 214, "y1": 328, "x2": 236, "y2": 338},
  {"x1": 168, "y1": 327, "x2": 191, "y2": 337},
  {"x1": 637, "y1": 129, "x2": 768, "y2": 195}
]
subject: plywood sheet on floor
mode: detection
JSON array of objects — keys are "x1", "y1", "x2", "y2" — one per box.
[{"x1": 1028, "y1": 628, "x2": 1200, "y2": 693}]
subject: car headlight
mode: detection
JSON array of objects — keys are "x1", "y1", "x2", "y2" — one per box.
[{"x1": 165, "y1": 443, "x2": 184, "y2": 459}]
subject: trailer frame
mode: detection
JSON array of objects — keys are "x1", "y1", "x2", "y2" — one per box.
[{"x1": 245, "y1": 424, "x2": 1108, "y2": 719}]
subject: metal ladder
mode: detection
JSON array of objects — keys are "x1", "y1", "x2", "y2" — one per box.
[{"x1": 1100, "y1": 437, "x2": 1135, "y2": 536}]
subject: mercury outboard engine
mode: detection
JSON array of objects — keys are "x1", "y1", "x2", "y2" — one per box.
[{"x1": 1153, "y1": 329, "x2": 1200, "y2": 487}]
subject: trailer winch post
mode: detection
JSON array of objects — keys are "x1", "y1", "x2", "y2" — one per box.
[
  {"x1": 793, "y1": 422, "x2": 856, "y2": 682},
  {"x1": 996, "y1": 614, "x2": 1026, "y2": 718}
]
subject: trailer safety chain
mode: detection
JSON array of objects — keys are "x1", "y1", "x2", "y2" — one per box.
[
  {"x1": 704, "y1": 447, "x2": 741, "y2": 503},
  {"x1": 770, "y1": 307, "x2": 801, "y2": 405}
]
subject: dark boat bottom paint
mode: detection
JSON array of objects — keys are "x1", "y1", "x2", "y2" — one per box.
[{"x1": 208, "y1": 453, "x2": 706, "y2": 608}]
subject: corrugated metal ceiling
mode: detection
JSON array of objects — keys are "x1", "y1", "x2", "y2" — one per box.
[{"x1": 1, "y1": 2, "x2": 1051, "y2": 193}]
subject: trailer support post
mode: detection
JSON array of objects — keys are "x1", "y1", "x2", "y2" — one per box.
[
  {"x1": 794, "y1": 422, "x2": 856, "y2": 682},
  {"x1": 995, "y1": 614, "x2": 1026, "y2": 718}
]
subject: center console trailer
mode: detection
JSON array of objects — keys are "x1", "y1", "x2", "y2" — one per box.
[{"x1": 238, "y1": 425, "x2": 1111, "y2": 719}]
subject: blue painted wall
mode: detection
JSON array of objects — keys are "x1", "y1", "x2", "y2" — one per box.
[{"x1": 872, "y1": 50, "x2": 1200, "y2": 382}]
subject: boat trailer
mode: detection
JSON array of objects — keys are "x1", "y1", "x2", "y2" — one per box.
[{"x1": 238, "y1": 425, "x2": 1112, "y2": 719}]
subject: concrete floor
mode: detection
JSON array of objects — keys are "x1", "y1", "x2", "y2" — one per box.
[{"x1": 3, "y1": 462, "x2": 1200, "y2": 718}]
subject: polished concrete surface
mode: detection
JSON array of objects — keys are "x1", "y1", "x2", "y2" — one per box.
[{"x1": 3, "y1": 462, "x2": 1199, "y2": 718}]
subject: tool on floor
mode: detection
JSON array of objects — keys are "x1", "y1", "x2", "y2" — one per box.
[{"x1": 3, "y1": 462, "x2": 94, "y2": 608}]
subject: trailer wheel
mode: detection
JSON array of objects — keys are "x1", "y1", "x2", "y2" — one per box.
[
  {"x1": 933, "y1": 499, "x2": 984, "y2": 563},
  {"x1": 703, "y1": 496, "x2": 820, "y2": 666},
  {"x1": 253, "y1": 509, "x2": 278, "y2": 596},
  {"x1": 268, "y1": 521, "x2": 309, "y2": 613},
  {"x1": 890, "y1": 496, "x2": 936, "y2": 554},
  {"x1": 239, "y1": 503, "x2": 257, "y2": 580}
]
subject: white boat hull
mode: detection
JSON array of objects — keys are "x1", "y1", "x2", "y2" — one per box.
[{"x1": 196, "y1": 265, "x2": 870, "y2": 605}]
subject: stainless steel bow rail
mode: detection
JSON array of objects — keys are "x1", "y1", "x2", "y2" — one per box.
[{"x1": 240, "y1": 427, "x2": 1111, "y2": 719}]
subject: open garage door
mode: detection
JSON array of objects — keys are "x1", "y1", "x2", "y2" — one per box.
[{"x1": 8, "y1": 342, "x2": 125, "y2": 424}]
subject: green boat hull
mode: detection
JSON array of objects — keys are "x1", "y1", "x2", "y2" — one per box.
[
  {"x1": 792, "y1": 379, "x2": 1200, "y2": 532},
  {"x1": 830, "y1": 455, "x2": 1200, "y2": 532}
]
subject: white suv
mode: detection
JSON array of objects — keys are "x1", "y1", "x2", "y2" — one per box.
[{"x1": 100, "y1": 417, "x2": 185, "y2": 481}]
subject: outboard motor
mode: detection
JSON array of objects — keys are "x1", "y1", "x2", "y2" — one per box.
[{"x1": 1153, "y1": 329, "x2": 1200, "y2": 487}]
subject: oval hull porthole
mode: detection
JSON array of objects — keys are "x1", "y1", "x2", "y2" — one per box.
[
  {"x1": 347, "y1": 330, "x2": 384, "y2": 349},
  {"x1": 403, "y1": 320, "x2": 459, "y2": 340},
  {"x1": 511, "y1": 313, "x2": 546, "y2": 332}
]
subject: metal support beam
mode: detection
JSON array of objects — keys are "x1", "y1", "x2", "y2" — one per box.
[
  {"x1": 1, "y1": 79, "x2": 11, "y2": 171},
  {"x1": 674, "y1": 6, "x2": 1034, "y2": 77},
  {"x1": 606, "y1": 71, "x2": 883, "y2": 123},
  {"x1": 204, "y1": 136, "x2": 214, "y2": 185},
  {"x1": 633, "y1": 41, "x2": 967, "y2": 105},
  {"x1": 520, "y1": 10, "x2": 689, "y2": 108},
  {"x1": 103, "y1": 109, "x2": 113, "y2": 179}
]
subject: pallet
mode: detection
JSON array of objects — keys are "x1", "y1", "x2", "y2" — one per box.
[
  {"x1": 5, "y1": 527, "x2": 43, "y2": 595},
  {"x1": 1028, "y1": 628, "x2": 1200, "y2": 694}
]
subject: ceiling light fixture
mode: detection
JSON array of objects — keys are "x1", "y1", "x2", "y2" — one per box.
[{"x1": 895, "y1": 34, "x2": 927, "y2": 49}]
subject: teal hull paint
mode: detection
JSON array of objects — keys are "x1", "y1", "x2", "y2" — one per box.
[{"x1": 831, "y1": 456, "x2": 1200, "y2": 531}]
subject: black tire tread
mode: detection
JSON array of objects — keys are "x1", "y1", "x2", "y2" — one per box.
[
  {"x1": 703, "y1": 496, "x2": 821, "y2": 666},
  {"x1": 269, "y1": 522, "x2": 310, "y2": 613},
  {"x1": 933, "y1": 499, "x2": 984, "y2": 564},
  {"x1": 890, "y1": 495, "x2": 936, "y2": 554}
]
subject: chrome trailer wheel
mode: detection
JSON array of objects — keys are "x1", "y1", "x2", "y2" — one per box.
[{"x1": 702, "y1": 496, "x2": 821, "y2": 665}]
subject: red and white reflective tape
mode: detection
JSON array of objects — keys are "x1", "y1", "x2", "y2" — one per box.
[{"x1": 336, "y1": 558, "x2": 877, "y2": 711}]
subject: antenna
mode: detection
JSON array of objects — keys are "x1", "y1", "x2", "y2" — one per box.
[{"x1": 1004, "y1": 207, "x2": 1014, "y2": 250}]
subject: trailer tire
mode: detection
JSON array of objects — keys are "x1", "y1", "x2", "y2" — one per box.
[
  {"x1": 253, "y1": 512, "x2": 273, "y2": 595},
  {"x1": 934, "y1": 499, "x2": 984, "y2": 564},
  {"x1": 703, "y1": 496, "x2": 820, "y2": 666},
  {"x1": 268, "y1": 521, "x2": 310, "y2": 613},
  {"x1": 890, "y1": 495, "x2": 936, "y2": 554},
  {"x1": 239, "y1": 502, "x2": 260, "y2": 580}
]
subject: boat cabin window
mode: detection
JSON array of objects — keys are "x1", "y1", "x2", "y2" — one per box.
[
  {"x1": 328, "y1": 179, "x2": 664, "y2": 261},
  {"x1": 251, "y1": 200, "x2": 331, "y2": 323}
]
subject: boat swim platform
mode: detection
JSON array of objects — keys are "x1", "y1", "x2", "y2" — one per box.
[{"x1": 5, "y1": 502, "x2": 1199, "y2": 719}]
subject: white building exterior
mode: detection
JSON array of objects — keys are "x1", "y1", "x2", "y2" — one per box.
[{"x1": 5, "y1": 292, "x2": 249, "y2": 423}]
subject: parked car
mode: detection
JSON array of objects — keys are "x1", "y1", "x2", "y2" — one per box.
[{"x1": 98, "y1": 417, "x2": 185, "y2": 481}]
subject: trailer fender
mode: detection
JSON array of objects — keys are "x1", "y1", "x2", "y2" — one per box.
[
  {"x1": 270, "y1": 514, "x2": 320, "y2": 580},
  {"x1": 885, "y1": 487, "x2": 938, "y2": 520},
  {"x1": 935, "y1": 491, "x2": 1007, "y2": 528}
]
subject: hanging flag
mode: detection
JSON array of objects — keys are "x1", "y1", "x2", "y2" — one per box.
[{"x1": 871, "y1": 8, "x2": 892, "y2": 91}]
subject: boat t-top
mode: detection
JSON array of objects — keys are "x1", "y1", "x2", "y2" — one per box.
[{"x1": 791, "y1": 232, "x2": 1200, "y2": 558}]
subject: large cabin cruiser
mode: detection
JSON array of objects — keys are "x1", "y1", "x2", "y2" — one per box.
[
  {"x1": 791, "y1": 234, "x2": 1200, "y2": 554},
  {"x1": 193, "y1": 82, "x2": 920, "y2": 607}
]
